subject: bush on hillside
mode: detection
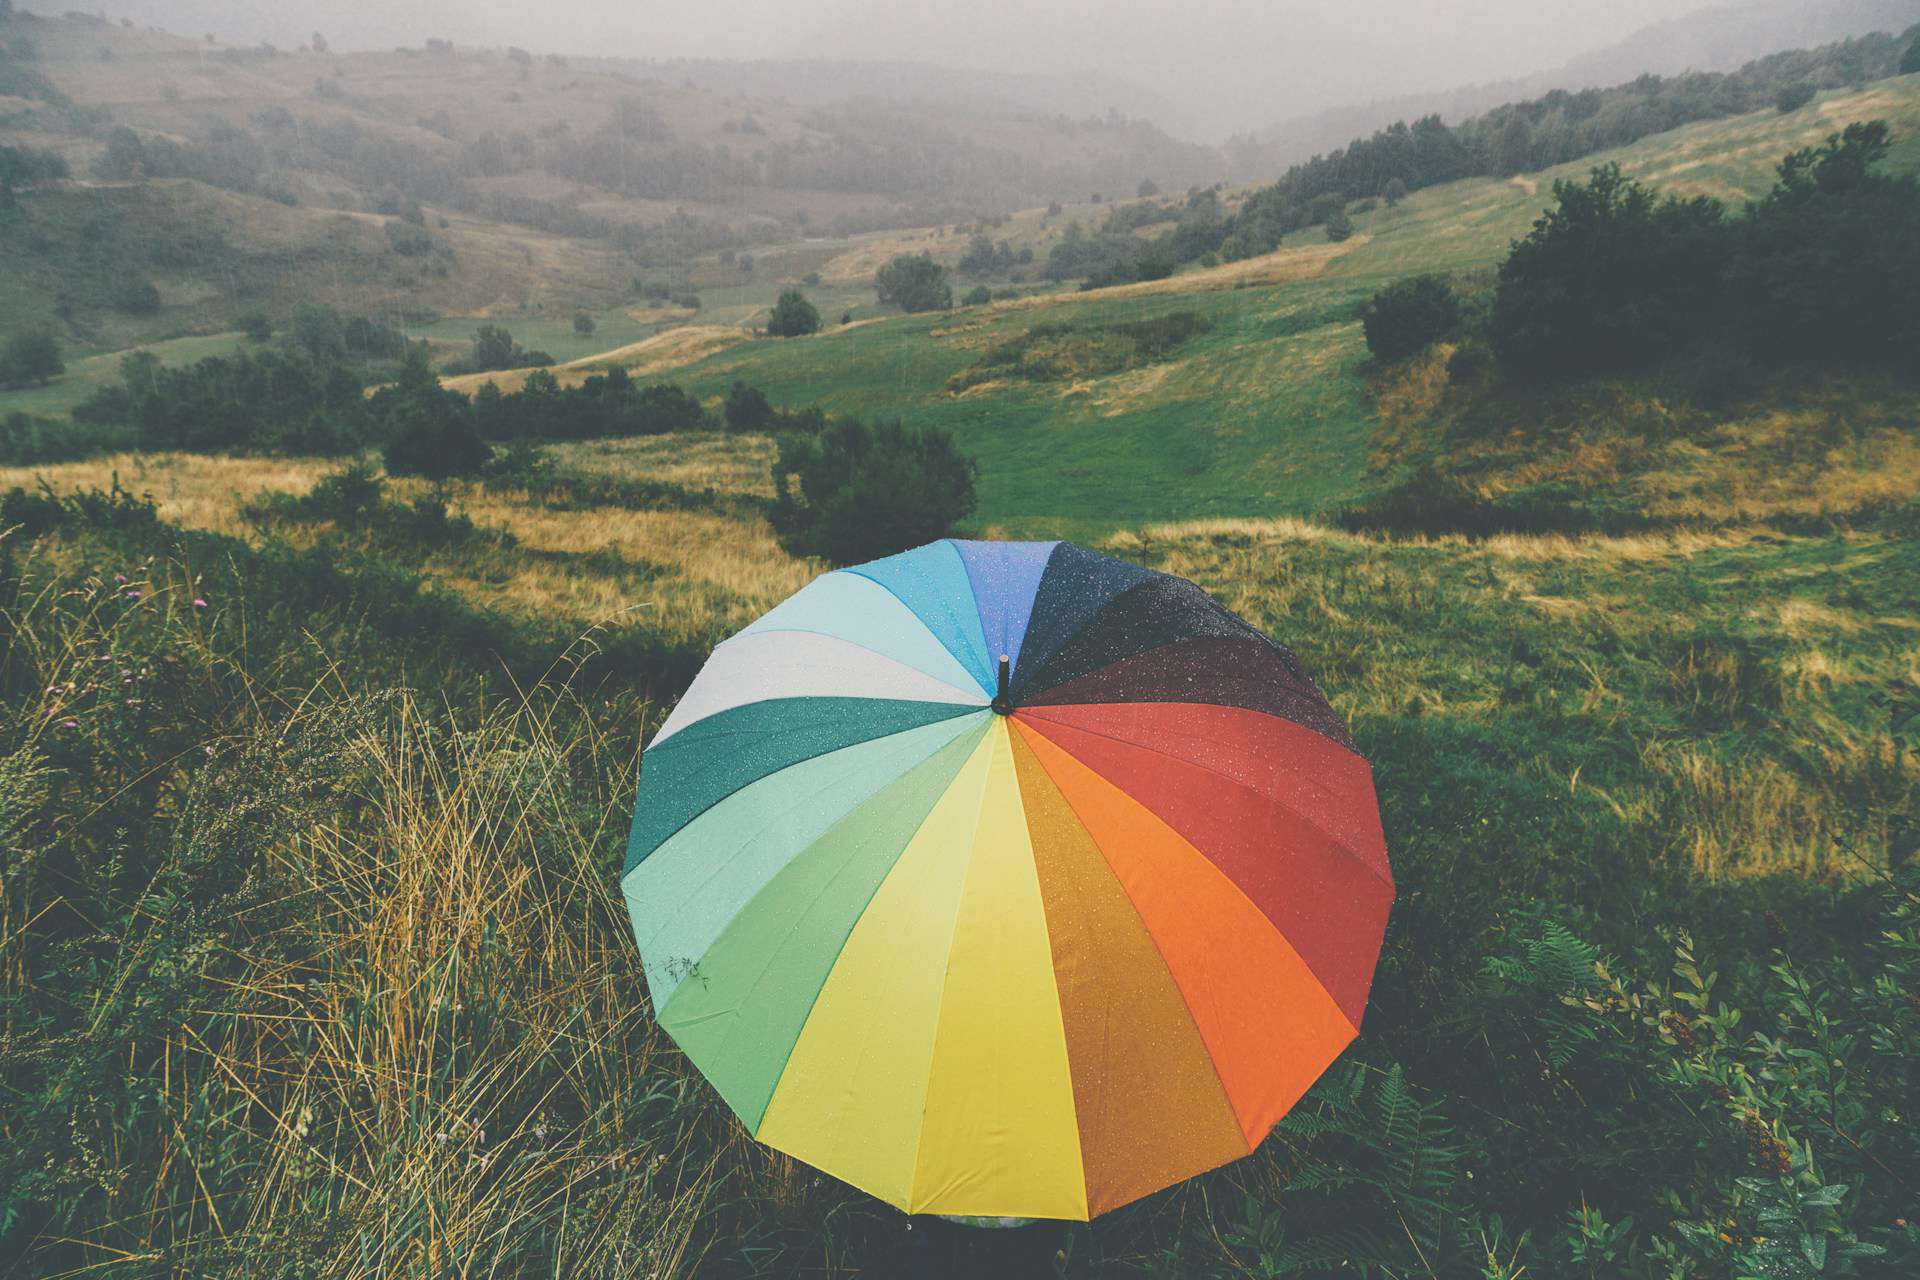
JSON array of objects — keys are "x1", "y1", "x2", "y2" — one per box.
[
  {"x1": 1775, "y1": 83, "x2": 1817, "y2": 113},
  {"x1": 723, "y1": 380, "x2": 773, "y2": 433},
  {"x1": 1491, "y1": 164, "x2": 1731, "y2": 378},
  {"x1": 111, "y1": 278, "x2": 161, "y2": 316},
  {"x1": 771, "y1": 418, "x2": 977, "y2": 564},
  {"x1": 0, "y1": 331, "x2": 62, "y2": 388},
  {"x1": 1729, "y1": 121, "x2": 1920, "y2": 366},
  {"x1": 765, "y1": 287, "x2": 820, "y2": 337},
  {"x1": 379, "y1": 351, "x2": 491, "y2": 481},
  {"x1": 963, "y1": 285, "x2": 992, "y2": 306},
  {"x1": 1363, "y1": 275, "x2": 1460, "y2": 363},
  {"x1": 874, "y1": 253, "x2": 951, "y2": 313},
  {"x1": 1492, "y1": 124, "x2": 1920, "y2": 381}
]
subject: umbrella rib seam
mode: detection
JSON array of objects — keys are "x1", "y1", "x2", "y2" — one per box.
[
  {"x1": 845, "y1": 561, "x2": 997, "y2": 698},
  {"x1": 1017, "y1": 709, "x2": 1393, "y2": 896},
  {"x1": 1008, "y1": 721, "x2": 1258, "y2": 1157}
]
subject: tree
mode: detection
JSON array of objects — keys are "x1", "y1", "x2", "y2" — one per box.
[
  {"x1": 963, "y1": 285, "x2": 992, "y2": 306},
  {"x1": 1362, "y1": 275, "x2": 1460, "y2": 363},
  {"x1": 472, "y1": 324, "x2": 520, "y2": 372},
  {"x1": 1137, "y1": 177, "x2": 1159, "y2": 198},
  {"x1": 1775, "y1": 83, "x2": 1816, "y2": 114},
  {"x1": 874, "y1": 253, "x2": 951, "y2": 313},
  {"x1": 113, "y1": 279, "x2": 162, "y2": 316},
  {"x1": 311, "y1": 31, "x2": 328, "y2": 54},
  {"x1": 1384, "y1": 177, "x2": 1409, "y2": 208},
  {"x1": 724, "y1": 380, "x2": 773, "y2": 433},
  {"x1": 0, "y1": 331, "x2": 62, "y2": 388},
  {"x1": 1902, "y1": 32, "x2": 1920, "y2": 76},
  {"x1": 771, "y1": 418, "x2": 977, "y2": 564},
  {"x1": 235, "y1": 311, "x2": 273, "y2": 342},
  {"x1": 1325, "y1": 210, "x2": 1355, "y2": 243},
  {"x1": 1729, "y1": 121, "x2": 1920, "y2": 366},
  {"x1": 765, "y1": 288, "x2": 820, "y2": 337},
  {"x1": 573, "y1": 312, "x2": 596, "y2": 337},
  {"x1": 380, "y1": 348, "x2": 491, "y2": 481},
  {"x1": 1491, "y1": 164, "x2": 1730, "y2": 378}
]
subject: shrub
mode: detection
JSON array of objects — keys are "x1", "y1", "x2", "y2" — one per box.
[
  {"x1": 1363, "y1": 275, "x2": 1460, "y2": 363},
  {"x1": 384, "y1": 219, "x2": 431, "y2": 256},
  {"x1": 1491, "y1": 165, "x2": 1730, "y2": 379},
  {"x1": 962, "y1": 285, "x2": 992, "y2": 306},
  {"x1": 874, "y1": 253, "x2": 951, "y2": 313},
  {"x1": 1775, "y1": 83, "x2": 1817, "y2": 113},
  {"x1": 723, "y1": 380, "x2": 773, "y2": 433},
  {"x1": 1325, "y1": 210, "x2": 1355, "y2": 243},
  {"x1": 765, "y1": 288, "x2": 820, "y2": 337},
  {"x1": 771, "y1": 418, "x2": 977, "y2": 564},
  {"x1": 111, "y1": 279, "x2": 162, "y2": 316},
  {"x1": 234, "y1": 311, "x2": 273, "y2": 342},
  {"x1": 0, "y1": 331, "x2": 62, "y2": 387},
  {"x1": 572, "y1": 312, "x2": 596, "y2": 336}
]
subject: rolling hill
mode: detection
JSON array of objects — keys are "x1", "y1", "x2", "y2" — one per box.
[
  {"x1": 1233, "y1": 0, "x2": 1920, "y2": 175},
  {"x1": 443, "y1": 75, "x2": 1920, "y2": 538}
]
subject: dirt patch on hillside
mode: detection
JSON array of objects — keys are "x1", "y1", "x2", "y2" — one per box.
[
  {"x1": 442, "y1": 326, "x2": 749, "y2": 395},
  {"x1": 815, "y1": 229, "x2": 960, "y2": 284},
  {"x1": 989, "y1": 237, "x2": 1365, "y2": 312}
]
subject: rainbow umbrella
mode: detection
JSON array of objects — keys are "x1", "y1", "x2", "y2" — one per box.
[{"x1": 622, "y1": 540, "x2": 1392, "y2": 1220}]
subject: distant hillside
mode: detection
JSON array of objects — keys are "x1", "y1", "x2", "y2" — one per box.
[
  {"x1": 1, "y1": 10, "x2": 1218, "y2": 234},
  {"x1": 1234, "y1": 0, "x2": 1920, "y2": 175}
]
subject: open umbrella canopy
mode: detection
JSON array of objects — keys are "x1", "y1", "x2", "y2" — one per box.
[{"x1": 622, "y1": 540, "x2": 1392, "y2": 1221}]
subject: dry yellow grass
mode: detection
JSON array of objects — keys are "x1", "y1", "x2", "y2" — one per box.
[
  {"x1": 1, "y1": 440, "x2": 815, "y2": 649},
  {"x1": 547, "y1": 434, "x2": 778, "y2": 498},
  {"x1": 441, "y1": 326, "x2": 750, "y2": 396},
  {"x1": 0, "y1": 453, "x2": 341, "y2": 536}
]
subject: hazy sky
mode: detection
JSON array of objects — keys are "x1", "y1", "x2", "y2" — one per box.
[{"x1": 68, "y1": 0, "x2": 1732, "y2": 137}]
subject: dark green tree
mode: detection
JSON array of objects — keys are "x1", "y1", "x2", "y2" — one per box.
[
  {"x1": 723, "y1": 380, "x2": 773, "y2": 433},
  {"x1": 1362, "y1": 275, "x2": 1460, "y2": 363},
  {"x1": 1775, "y1": 83, "x2": 1816, "y2": 113},
  {"x1": 112, "y1": 279, "x2": 162, "y2": 316},
  {"x1": 1383, "y1": 177, "x2": 1408, "y2": 208},
  {"x1": 765, "y1": 288, "x2": 820, "y2": 337},
  {"x1": 0, "y1": 331, "x2": 62, "y2": 388},
  {"x1": 1902, "y1": 32, "x2": 1920, "y2": 75},
  {"x1": 572, "y1": 312, "x2": 595, "y2": 336},
  {"x1": 1729, "y1": 121, "x2": 1920, "y2": 366},
  {"x1": 472, "y1": 324, "x2": 519, "y2": 372},
  {"x1": 1325, "y1": 209, "x2": 1355, "y2": 243},
  {"x1": 379, "y1": 348, "x2": 491, "y2": 481},
  {"x1": 1491, "y1": 164, "x2": 1730, "y2": 378},
  {"x1": 771, "y1": 418, "x2": 977, "y2": 564},
  {"x1": 235, "y1": 311, "x2": 273, "y2": 342},
  {"x1": 874, "y1": 253, "x2": 952, "y2": 313}
]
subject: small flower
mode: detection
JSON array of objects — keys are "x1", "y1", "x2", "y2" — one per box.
[
  {"x1": 193, "y1": 598, "x2": 208, "y2": 610},
  {"x1": 61, "y1": 719, "x2": 79, "y2": 730},
  {"x1": 126, "y1": 589, "x2": 141, "y2": 601},
  {"x1": 114, "y1": 574, "x2": 127, "y2": 585}
]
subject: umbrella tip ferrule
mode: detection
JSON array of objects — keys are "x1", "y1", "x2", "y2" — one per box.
[{"x1": 992, "y1": 654, "x2": 1012, "y2": 714}]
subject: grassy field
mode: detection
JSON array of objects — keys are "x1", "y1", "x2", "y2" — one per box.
[
  {"x1": 3, "y1": 54, "x2": 1919, "y2": 1279},
  {"x1": 416, "y1": 77, "x2": 1920, "y2": 538},
  {"x1": 2, "y1": 441, "x2": 1912, "y2": 1274}
]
